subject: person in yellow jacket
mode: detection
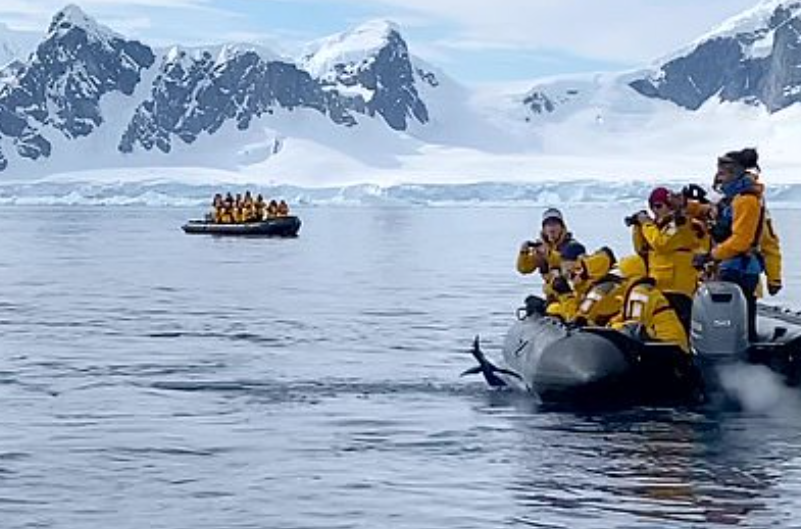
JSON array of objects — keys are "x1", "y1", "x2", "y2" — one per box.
[
  {"x1": 517, "y1": 208, "x2": 584, "y2": 302},
  {"x1": 741, "y1": 153, "x2": 783, "y2": 297},
  {"x1": 277, "y1": 199, "x2": 290, "y2": 217},
  {"x1": 628, "y1": 187, "x2": 704, "y2": 332},
  {"x1": 571, "y1": 247, "x2": 623, "y2": 326},
  {"x1": 266, "y1": 199, "x2": 279, "y2": 219},
  {"x1": 254, "y1": 194, "x2": 266, "y2": 221},
  {"x1": 685, "y1": 180, "x2": 781, "y2": 299},
  {"x1": 546, "y1": 247, "x2": 618, "y2": 325},
  {"x1": 760, "y1": 210, "x2": 782, "y2": 296},
  {"x1": 693, "y1": 149, "x2": 767, "y2": 342},
  {"x1": 539, "y1": 242, "x2": 588, "y2": 321},
  {"x1": 211, "y1": 193, "x2": 224, "y2": 223},
  {"x1": 610, "y1": 255, "x2": 689, "y2": 353}
]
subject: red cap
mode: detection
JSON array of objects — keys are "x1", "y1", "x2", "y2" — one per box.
[{"x1": 648, "y1": 187, "x2": 670, "y2": 207}]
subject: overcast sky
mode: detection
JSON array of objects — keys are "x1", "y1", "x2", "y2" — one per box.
[{"x1": 0, "y1": 0, "x2": 764, "y2": 82}]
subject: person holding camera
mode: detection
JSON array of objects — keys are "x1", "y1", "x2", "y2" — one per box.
[
  {"x1": 517, "y1": 208, "x2": 584, "y2": 302},
  {"x1": 626, "y1": 187, "x2": 704, "y2": 332}
]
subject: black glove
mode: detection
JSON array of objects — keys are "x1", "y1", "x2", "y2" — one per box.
[
  {"x1": 768, "y1": 282, "x2": 783, "y2": 296},
  {"x1": 619, "y1": 322, "x2": 646, "y2": 341},
  {"x1": 682, "y1": 184, "x2": 709, "y2": 203},
  {"x1": 624, "y1": 211, "x2": 648, "y2": 227},
  {"x1": 551, "y1": 276, "x2": 572, "y2": 295},
  {"x1": 692, "y1": 253, "x2": 712, "y2": 269},
  {"x1": 524, "y1": 295, "x2": 548, "y2": 316}
]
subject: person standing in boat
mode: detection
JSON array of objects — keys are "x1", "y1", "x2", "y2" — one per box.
[
  {"x1": 627, "y1": 187, "x2": 705, "y2": 332},
  {"x1": 685, "y1": 150, "x2": 782, "y2": 301},
  {"x1": 517, "y1": 208, "x2": 584, "y2": 303},
  {"x1": 610, "y1": 255, "x2": 689, "y2": 353},
  {"x1": 693, "y1": 149, "x2": 767, "y2": 342},
  {"x1": 738, "y1": 149, "x2": 783, "y2": 299}
]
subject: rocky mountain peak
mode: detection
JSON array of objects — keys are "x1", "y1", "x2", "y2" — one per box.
[
  {"x1": 630, "y1": 0, "x2": 801, "y2": 112},
  {"x1": 47, "y1": 4, "x2": 121, "y2": 41}
]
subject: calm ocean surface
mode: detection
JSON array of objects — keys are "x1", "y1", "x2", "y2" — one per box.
[{"x1": 2, "y1": 205, "x2": 801, "y2": 529}]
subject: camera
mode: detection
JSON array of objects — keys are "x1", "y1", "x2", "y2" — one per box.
[{"x1": 624, "y1": 210, "x2": 650, "y2": 227}]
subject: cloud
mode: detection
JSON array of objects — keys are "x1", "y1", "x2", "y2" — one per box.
[
  {"x1": 0, "y1": 0, "x2": 768, "y2": 80},
  {"x1": 329, "y1": 0, "x2": 761, "y2": 63}
]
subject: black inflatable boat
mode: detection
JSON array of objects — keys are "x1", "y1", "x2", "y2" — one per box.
[
  {"x1": 182, "y1": 216, "x2": 301, "y2": 237},
  {"x1": 465, "y1": 282, "x2": 801, "y2": 406}
]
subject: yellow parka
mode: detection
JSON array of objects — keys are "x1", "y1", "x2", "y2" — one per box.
[
  {"x1": 517, "y1": 231, "x2": 577, "y2": 301},
  {"x1": 636, "y1": 216, "x2": 702, "y2": 298},
  {"x1": 611, "y1": 255, "x2": 689, "y2": 352},
  {"x1": 546, "y1": 292, "x2": 579, "y2": 322},
  {"x1": 575, "y1": 278, "x2": 625, "y2": 327},
  {"x1": 760, "y1": 210, "x2": 782, "y2": 293}
]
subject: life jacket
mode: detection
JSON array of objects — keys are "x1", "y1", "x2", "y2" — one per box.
[
  {"x1": 713, "y1": 176, "x2": 765, "y2": 276},
  {"x1": 619, "y1": 277, "x2": 689, "y2": 352},
  {"x1": 576, "y1": 275, "x2": 625, "y2": 327}
]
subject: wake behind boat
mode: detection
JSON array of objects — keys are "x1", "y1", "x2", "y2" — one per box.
[{"x1": 182, "y1": 216, "x2": 301, "y2": 237}]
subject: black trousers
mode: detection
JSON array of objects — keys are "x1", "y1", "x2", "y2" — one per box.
[{"x1": 665, "y1": 293, "x2": 693, "y2": 334}]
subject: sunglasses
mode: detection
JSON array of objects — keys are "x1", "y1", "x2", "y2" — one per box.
[{"x1": 651, "y1": 202, "x2": 668, "y2": 210}]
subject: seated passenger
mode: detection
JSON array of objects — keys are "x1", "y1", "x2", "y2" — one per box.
[
  {"x1": 546, "y1": 246, "x2": 615, "y2": 325},
  {"x1": 211, "y1": 193, "x2": 224, "y2": 223},
  {"x1": 571, "y1": 248, "x2": 623, "y2": 327},
  {"x1": 277, "y1": 199, "x2": 290, "y2": 217},
  {"x1": 610, "y1": 255, "x2": 689, "y2": 353},
  {"x1": 242, "y1": 191, "x2": 255, "y2": 222},
  {"x1": 266, "y1": 199, "x2": 279, "y2": 219},
  {"x1": 254, "y1": 194, "x2": 266, "y2": 221}
]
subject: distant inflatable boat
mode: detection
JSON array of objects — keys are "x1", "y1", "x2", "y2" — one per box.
[{"x1": 181, "y1": 216, "x2": 301, "y2": 237}]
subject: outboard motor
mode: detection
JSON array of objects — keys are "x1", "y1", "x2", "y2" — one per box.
[{"x1": 690, "y1": 282, "x2": 749, "y2": 362}]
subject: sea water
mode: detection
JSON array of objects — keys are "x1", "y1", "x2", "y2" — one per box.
[{"x1": 1, "y1": 205, "x2": 801, "y2": 529}]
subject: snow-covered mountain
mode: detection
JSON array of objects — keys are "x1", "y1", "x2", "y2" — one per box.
[
  {"x1": 1, "y1": 2, "x2": 801, "y2": 185},
  {"x1": 0, "y1": 23, "x2": 39, "y2": 68},
  {"x1": 630, "y1": 0, "x2": 801, "y2": 112}
]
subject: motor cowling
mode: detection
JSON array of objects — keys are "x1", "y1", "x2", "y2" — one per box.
[{"x1": 690, "y1": 282, "x2": 749, "y2": 360}]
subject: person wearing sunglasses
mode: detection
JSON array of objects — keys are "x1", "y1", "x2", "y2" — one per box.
[{"x1": 628, "y1": 187, "x2": 704, "y2": 332}]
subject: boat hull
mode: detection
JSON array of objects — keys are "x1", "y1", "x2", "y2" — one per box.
[
  {"x1": 182, "y1": 216, "x2": 301, "y2": 237},
  {"x1": 502, "y1": 317, "x2": 702, "y2": 406}
]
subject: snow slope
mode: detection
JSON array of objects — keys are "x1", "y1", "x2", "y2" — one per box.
[{"x1": 1, "y1": 2, "x2": 801, "y2": 187}]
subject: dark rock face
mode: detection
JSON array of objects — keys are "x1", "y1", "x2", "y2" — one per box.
[
  {"x1": 630, "y1": 4, "x2": 801, "y2": 113},
  {"x1": 317, "y1": 30, "x2": 429, "y2": 130},
  {"x1": 119, "y1": 48, "x2": 357, "y2": 154},
  {"x1": 0, "y1": 6, "x2": 154, "y2": 164},
  {"x1": 120, "y1": 26, "x2": 430, "y2": 154},
  {"x1": 0, "y1": 7, "x2": 432, "y2": 169},
  {"x1": 524, "y1": 91, "x2": 557, "y2": 115}
]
